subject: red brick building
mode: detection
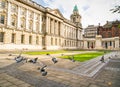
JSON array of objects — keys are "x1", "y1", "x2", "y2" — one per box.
[{"x1": 97, "y1": 20, "x2": 120, "y2": 38}]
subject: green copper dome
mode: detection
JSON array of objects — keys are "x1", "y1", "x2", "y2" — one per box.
[{"x1": 73, "y1": 5, "x2": 78, "y2": 11}]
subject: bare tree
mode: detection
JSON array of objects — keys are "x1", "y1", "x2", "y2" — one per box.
[{"x1": 110, "y1": 5, "x2": 120, "y2": 13}]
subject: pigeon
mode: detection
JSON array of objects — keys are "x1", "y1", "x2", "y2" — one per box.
[
  {"x1": 52, "y1": 57, "x2": 58, "y2": 64},
  {"x1": 100, "y1": 55, "x2": 105, "y2": 63},
  {"x1": 46, "y1": 53, "x2": 50, "y2": 55},
  {"x1": 28, "y1": 57, "x2": 38, "y2": 63},
  {"x1": 39, "y1": 65, "x2": 47, "y2": 76},
  {"x1": 8, "y1": 54, "x2": 12, "y2": 56},
  {"x1": 15, "y1": 56, "x2": 24, "y2": 63},
  {"x1": 69, "y1": 55, "x2": 75, "y2": 62},
  {"x1": 46, "y1": 54, "x2": 58, "y2": 64}
]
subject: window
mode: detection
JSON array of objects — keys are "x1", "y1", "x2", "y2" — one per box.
[
  {"x1": 11, "y1": 33, "x2": 15, "y2": 43},
  {"x1": 20, "y1": 8, "x2": 26, "y2": 15},
  {"x1": 21, "y1": 35, "x2": 24, "y2": 44},
  {"x1": 55, "y1": 38, "x2": 57, "y2": 45},
  {"x1": 20, "y1": 18, "x2": 25, "y2": 28},
  {"x1": 51, "y1": 38, "x2": 53, "y2": 45},
  {"x1": 11, "y1": 16, "x2": 17, "y2": 26},
  {"x1": 35, "y1": 14, "x2": 39, "y2": 20},
  {"x1": 29, "y1": 36, "x2": 32, "y2": 44},
  {"x1": 110, "y1": 41, "x2": 112, "y2": 46},
  {"x1": 11, "y1": 4, "x2": 17, "y2": 13},
  {"x1": 35, "y1": 22, "x2": 39, "y2": 32},
  {"x1": 108, "y1": 32, "x2": 112, "y2": 38},
  {"x1": 65, "y1": 40, "x2": 66, "y2": 46},
  {"x1": 0, "y1": 14, "x2": 5, "y2": 24},
  {"x1": 36, "y1": 36, "x2": 39, "y2": 45},
  {"x1": 0, "y1": 0, "x2": 6, "y2": 8},
  {"x1": 0, "y1": 32, "x2": 4, "y2": 42},
  {"x1": 59, "y1": 39, "x2": 61, "y2": 45},
  {"x1": 29, "y1": 21, "x2": 33, "y2": 31},
  {"x1": 28, "y1": 11, "x2": 33, "y2": 18}
]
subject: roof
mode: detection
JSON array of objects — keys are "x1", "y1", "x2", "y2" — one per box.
[
  {"x1": 103, "y1": 21, "x2": 112, "y2": 28},
  {"x1": 73, "y1": 5, "x2": 78, "y2": 11}
]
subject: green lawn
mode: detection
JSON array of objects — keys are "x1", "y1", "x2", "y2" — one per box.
[
  {"x1": 23, "y1": 50, "x2": 68, "y2": 55},
  {"x1": 59, "y1": 52, "x2": 105, "y2": 62},
  {"x1": 23, "y1": 50, "x2": 85, "y2": 55}
]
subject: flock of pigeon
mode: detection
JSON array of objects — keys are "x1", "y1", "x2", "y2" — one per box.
[
  {"x1": 8, "y1": 51, "x2": 119, "y2": 76},
  {"x1": 9, "y1": 52, "x2": 75, "y2": 76}
]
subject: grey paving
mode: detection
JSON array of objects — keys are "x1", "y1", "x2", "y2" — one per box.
[{"x1": 0, "y1": 51, "x2": 120, "y2": 87}]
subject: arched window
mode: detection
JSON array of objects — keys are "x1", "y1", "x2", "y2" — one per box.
[
  {"x1": 28, "y1": 20, "x2": 33, "y2": 31},
  {"x1": 0, "y1": 14, "x2": 5, "y2": 24},
  {"x1": 11, "y1": 15, "x2": 17, "y2": 26},
  {"x1": 11, "y1": 4, "x2": 17, "y2": 13},
  {"x1": 20, "y1": 7, "x2": 26, "y2": 16},
  {"x1": 0, "y1": 0, "x2": 6, "y2": 9},
  {"x1": 20, "y1": 18, "x2": 25, "y2": 28}
]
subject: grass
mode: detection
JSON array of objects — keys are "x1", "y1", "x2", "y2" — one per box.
[
  {"x1": 23, "y1": 50, "x2": 109, "y2": 62},
  {"x1": 23, "y1": 50, "x2": 84, "y2": 55},
  {"x1": 23, "y1": 50, "x2": 68, "y2": 55},
  {"x1": 59, "y1": 51, "x2": 105, "y2": 62}
]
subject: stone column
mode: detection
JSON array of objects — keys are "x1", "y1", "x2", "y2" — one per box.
[
  {"x1": 39, "y1": 14, "x2": 42, "y2": 33},
  {"x1": 114, "y1": 37, "x2": 119, "y2": 50},
  {"x1": 50, "y1": 18, "x2": 52, "y2": 34},
  {"x1": 46, "y1": 16, "x2": 49, "y2": 33},
  {"x1": 56, "y1": 21, "x2": 58, "y2": 35},
  {"x1": 51, "y1": 20, "x2": 54, "y2": 34},
  {"x1": 60, "y1": 22, "x2": 63, "y2": 36},
  {"x1": 83, "y1": 40, "x2": 88, "y2": 49},
  {"x1": 112, "y1": 41, "x2": 114, "y2": 49},
  {"x1": 48, "y1": 17, "x2": 50, "y2": 34},
  {"x1": 33, "y1": 12, "x2": 36, "y2": 32},
  {"x1": 17, "y1": 6, "x2": 20, "y2": 29},
  {"x1": 26, "y1": 9, "x2": 29, "y2": 30},
  {"x1": 7, "y1": 2, "x2": 11, "y2": 26}
]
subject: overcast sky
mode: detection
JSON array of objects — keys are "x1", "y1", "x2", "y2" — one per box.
[{"x1": 33, "y1": 0, "x2": 120, "y2": 28}]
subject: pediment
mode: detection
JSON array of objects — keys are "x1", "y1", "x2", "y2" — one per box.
[{"x1": 50, "y1": 9, "x2": 64, "y2": 18}]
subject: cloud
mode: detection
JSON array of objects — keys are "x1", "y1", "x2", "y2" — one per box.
[
  {"x1": 34, "y1": 0, "x2": 120, "y2": 28},
  {"x1": 82, "y1": 5, "x2": 90, "y2": 11}
]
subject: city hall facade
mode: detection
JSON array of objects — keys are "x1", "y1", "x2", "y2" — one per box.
[{"x1": 0, "y1": 0, "x2": 83, "y2": 50}]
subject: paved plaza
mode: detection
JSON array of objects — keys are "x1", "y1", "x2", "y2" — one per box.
[{"x1": 0, "y1": 51, "x2": 120, "y2": 87}]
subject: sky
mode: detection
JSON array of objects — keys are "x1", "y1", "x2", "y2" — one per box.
[{"x1": 33, "y1": 0, "x2": 120, "y2": 28}]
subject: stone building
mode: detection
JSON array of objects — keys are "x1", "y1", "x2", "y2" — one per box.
[
  {"x1": 84, "y1": 25, "x2": 98, "y2": 38},
  {"x1": 0, "y1": 0, "x2": 83, "y2": 50},
  {"x1": 97, "y1": 20, "x2": 120, "y2": 38},
  {"x1": 83, "y1": 20, "x2": 120, "y2": 50}
]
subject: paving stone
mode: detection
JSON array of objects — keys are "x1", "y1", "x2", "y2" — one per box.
[
  {"x1": 0, "y1": 80, "x2": 8, "y2": 84},
  {"x1": 95, "y1": 79, "x2": 105, "y2": 83},
  {"x1": 89, "y1": 84, "x2": 100, "y2": 87},
  {"x1": 12, "y1": 80, "x2": 26, "y2": 85},
  {"x1": 18, "y1": 83, "x2": 31, "y2": 87},
  {"x1": 0, "y1": 82, "x2": 13, "y2": 87},
  {"x1": 8, "y1": 85, "x2": 18, "y2": 87},
  {"x1": 0, "y1": 51, "x2": 120, "y2": 87}
]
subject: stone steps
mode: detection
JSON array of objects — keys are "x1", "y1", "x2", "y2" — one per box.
[
  {"x1": 46, "y1": 52, "x2": 117, "y2": 77},
  {"x1": 73, "y1": 52, "x2": 116, "y2": 77}
]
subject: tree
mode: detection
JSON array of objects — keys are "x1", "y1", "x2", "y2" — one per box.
[{"x1": 110, "y1": 5, "x2": 120, "y2": 13}]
